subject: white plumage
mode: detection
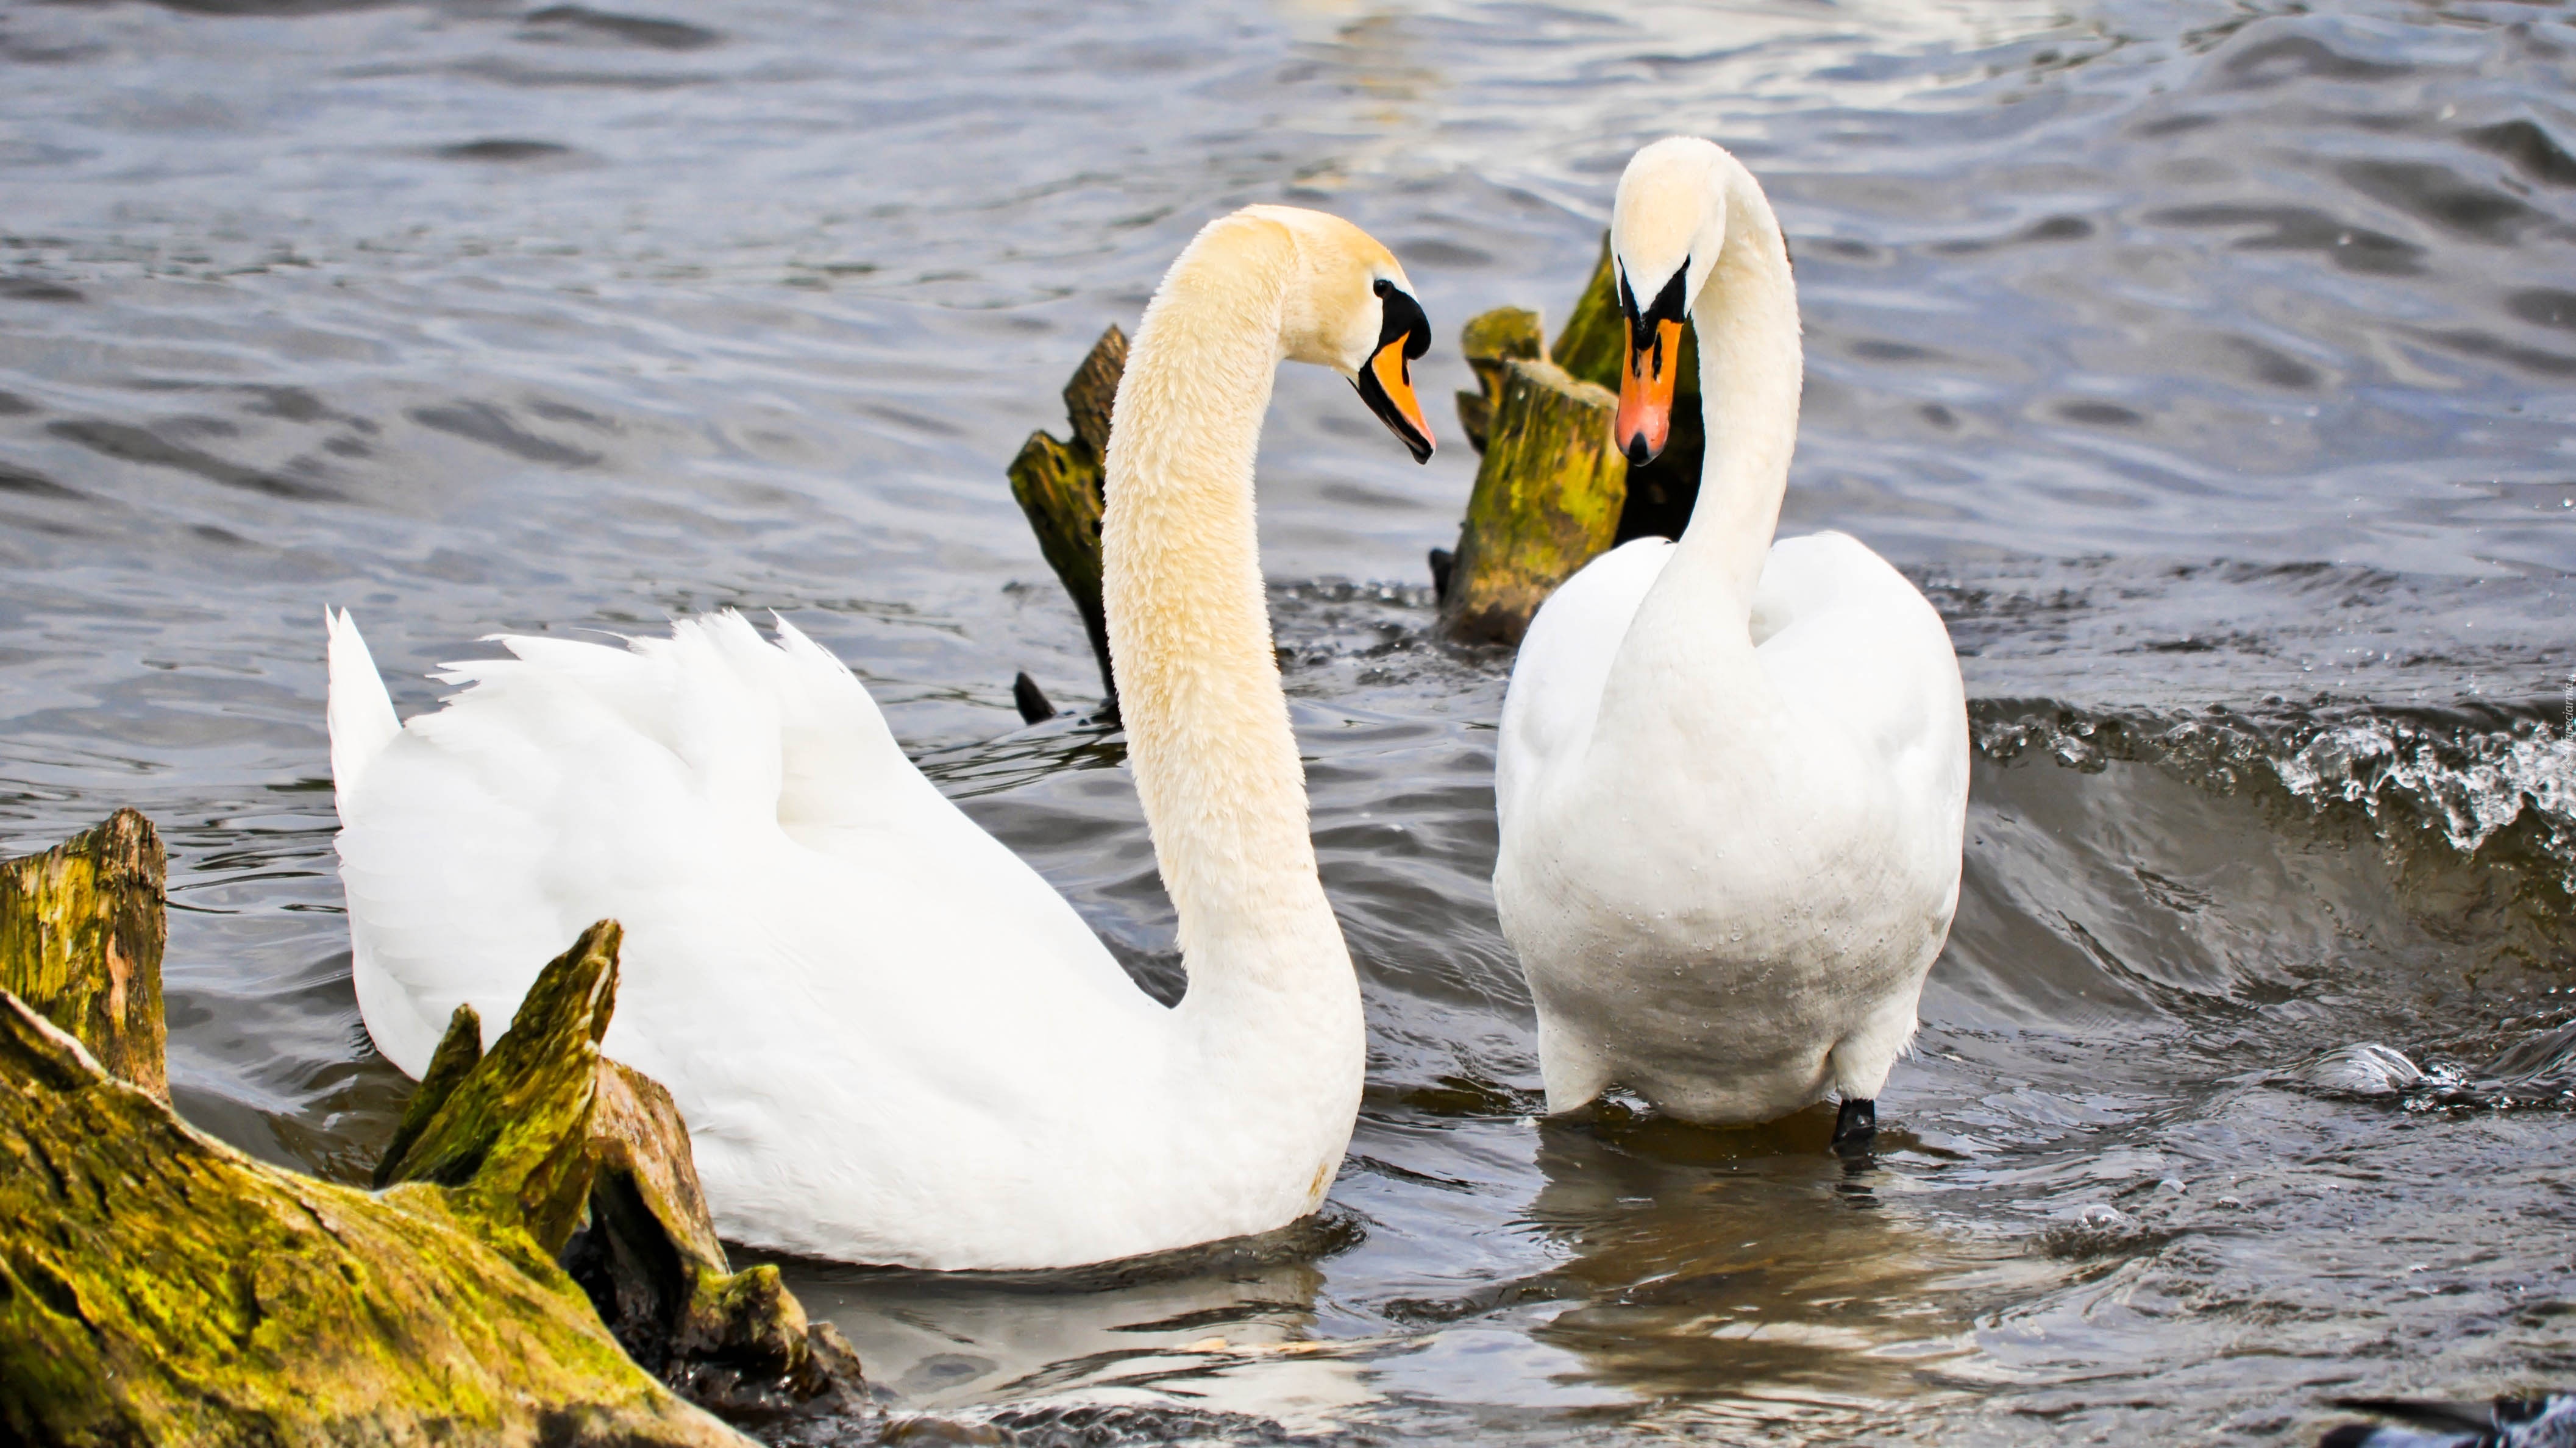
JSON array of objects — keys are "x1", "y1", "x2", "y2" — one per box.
[
  {"x1": 1494, "y1": 138, "x2": 1968, "y2": 1127},
  {"x1": 333, "y1": 610, "x2": 1203, "y2": 1267},
  {"x1": 328, "y1": 205, "x2": 1438, "y2": 1269}
]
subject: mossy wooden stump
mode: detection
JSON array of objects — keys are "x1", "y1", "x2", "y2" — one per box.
[
  {"x1": 0, "y1": 815, "x2": 869, "y2": 1445},
  {"x1": 1453, "y1": 306, "x2": 1543, "y2": 453},
  {"x1": 379, "y1": 934, "x2": 867, "y2": 1422},
  {"x1": 0, "y1": 925, "x2": 748, "y2": 1447},
  {"x1": 0, "y1": 807, "x2": 166, "y2": 1099},
  {"x1": 1439, "y1": 359, "x2": 1624, "y2": 647},
  {"x1": 1007, "y1": 324, "x2": 1127, "y2": 714},
  {"x1": 1437, "y1": 235, "x2": 1707, "y2": 646}
]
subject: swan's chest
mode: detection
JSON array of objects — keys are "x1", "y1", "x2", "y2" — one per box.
[{"x1": 1497, "y1": 742, "x2": 1952, "y2": 999}]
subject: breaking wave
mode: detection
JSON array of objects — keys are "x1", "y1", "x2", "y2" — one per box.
[{"x1": 1974, "y1": 700, "x2": 2576, "y2": 903}]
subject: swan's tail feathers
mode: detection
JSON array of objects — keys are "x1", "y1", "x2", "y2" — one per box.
[{"x1": 326, "y1": 608, "x2": 402, "y2": 821}]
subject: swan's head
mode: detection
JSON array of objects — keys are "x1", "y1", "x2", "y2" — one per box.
[
  {"x1": 1245, "y1": 204, "x2": 1437, "y2": 464},
  {"x1": 1609, "y1": 137, "x2": 1728, "y2": 466}
]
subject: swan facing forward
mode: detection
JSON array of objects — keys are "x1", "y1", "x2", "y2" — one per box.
[
  {"x1": 329, "y1": 205, "x2": 1436, "y2": 1271},
  {"x1": 1493, "y1": 138, "x2": 1966, "y2": 1143}
]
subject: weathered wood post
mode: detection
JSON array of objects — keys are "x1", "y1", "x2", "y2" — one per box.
[
  {"x1": 0, "y1": 814, "x2": 868, "y2": 1443},
  {"x1": 0, "y1": 808, "x2": 166, "y2": 1098},
  {"x1": 1438, "y1": 360, "x2": 1624, "y2": 647},
  {"x1": 1006, "y1": 325, "x2": 1126, "y2": 715}
]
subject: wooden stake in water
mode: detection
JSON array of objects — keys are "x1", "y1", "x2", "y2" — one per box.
[
  {"x1": 1439, "y1": 358, "x2": 1626, "y2": 647},
  {"x1": 0, "y1": 807, "x2": 166, "y2": 1101},
  {"x1": 1006, "y1": 324, "x2": 1127, "y2": 714}
]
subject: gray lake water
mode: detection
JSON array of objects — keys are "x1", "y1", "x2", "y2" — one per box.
[{"x1": 3, "y1": 0, "x2": 2574, "y2": 1442}]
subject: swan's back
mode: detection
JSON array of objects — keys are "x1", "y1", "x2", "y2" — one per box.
[
  {"x1": 1748, "y1": 531, "x2": 1967, "y2": 845},
  {"x1": 1502, "y1": 531, "x2": 1962, "y2": 836},
  {"x1": 333, "y1": 612, "x2": 1172, "y2": 1259}
]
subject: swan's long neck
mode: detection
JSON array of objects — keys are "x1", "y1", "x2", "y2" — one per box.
[
  {"x1": 1594, "y1": 158, "x2": 1802, "y2": 744},
  {"x1": 1670, "y1": 159, "x2": 1801, "y2": 612},
  {"x1": 1101, "y1": 216, "x2": 1351, "y2": 1018}
]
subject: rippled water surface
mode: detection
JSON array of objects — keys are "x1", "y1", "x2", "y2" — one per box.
[{"x1": 4, "y1": 0, "x2": 2574, "y2": 1441}]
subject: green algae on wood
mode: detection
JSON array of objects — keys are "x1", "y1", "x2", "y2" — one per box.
[
  {"x1": 374, "y1": 1000, "x2": 483, "y2": 1188},
  {"x1": 1454, "y1": 305, "x2": 1543, "y2": 454},
  {"x1": 1006, "y1": 324, "x2": 1127, "y2": 711},
  {"x1": 0, "y1": 807, "x2": 166, "y2": 1100},
  {"x1": 0, "y1": 989, "x2": 751, "y2": 1448},
  {"x1": 377, "y1": 920, "x2": 621, "y2": 1258},
  {"x1": 0, "y1": 806, "x2": 867, "y2": 1444},
  {"x1": 1439, "y1": 358, "x2": 1624, "y2": 647},
  {"x1": 1443, "y1": 307, "x2": 1542, "y2": 596},
  {"x1": 369, "y1": 922, "x2": 871, "y2": 1420}
]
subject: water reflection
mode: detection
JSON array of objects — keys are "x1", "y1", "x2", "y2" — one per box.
[
  {"x1": 1522, "y1": 1110, "x2": 1990, "y2": 1411},
  {"x1": 770, "y1": 1221, "x2": 1372, "y2": 1427}
]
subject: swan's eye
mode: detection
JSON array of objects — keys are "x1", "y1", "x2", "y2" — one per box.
[{"x1": 1372, "y1": 279, "x2": 1392, "y2": 297}]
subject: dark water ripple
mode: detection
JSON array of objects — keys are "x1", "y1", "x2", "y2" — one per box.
[{"x1": 1, "y1": 0, "x2": 2572, "y2": 1443}]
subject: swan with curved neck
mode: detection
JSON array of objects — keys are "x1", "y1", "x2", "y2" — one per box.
[
  {"x1": 1493, "y1": 138, "x2": 1968, "y2": 1141},
  {"x1": 327, "y1": 205, "x2": 1435, "y2": 1270}
]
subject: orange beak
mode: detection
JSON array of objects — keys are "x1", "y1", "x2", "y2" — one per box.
[
  {"x1": 1616, "y1": 318, "x2": 1684, "y2": 466},
  {"x1": 1358, "y1": 335, "x2": 1436, "y2": 464}
]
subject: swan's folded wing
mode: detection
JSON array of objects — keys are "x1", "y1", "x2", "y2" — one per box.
[
  {"x1": 1751, "y1": 532, "x2": 1968, "y2": 820},
  {"x1": 1496, "y1": 538, "x2": 1675, "y2": 828},
  {"x1": 338, "y1": 620, "x2": 755, "y2": 1074},
  {"x1": 338, "y1": 612, "x2": 1153, "y2": 1087}
]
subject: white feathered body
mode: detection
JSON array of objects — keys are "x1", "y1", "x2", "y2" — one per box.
[
  {"x1": 325, "y1": 207, "x2": 1432, "y2": 1270},
  {"x1": 1493, "y1": 138, "x2": 1969, "y2": 1125},
  {"x1": 330, "y1": 611, "x2": 1350, "y2": 1269},
  {"x1": 1495, "y1": 531, "x2": 1967, "y2": 1122}
]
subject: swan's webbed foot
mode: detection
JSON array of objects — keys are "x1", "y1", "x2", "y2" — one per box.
[{"x1": 1831, "y1": 1097, "x2": 1876, "y2": 1152}]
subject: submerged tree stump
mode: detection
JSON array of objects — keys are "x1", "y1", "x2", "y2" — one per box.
[
  {"x1": 1006, "y1": 324, "x2": 1127, "y2": 714},
  {"x1": 374, "y1": 926, "x2": 871, "y2": 1424},
  {"x1": 0, "y1": 987, "x2": 748, "y2": 1447},
  {"x1": 1454, "y1": 306, "x2": 1543, "y2": 454},
  {"x1": 1439, "y1": 358, "x2": 1624, "y2": 647},
  {"x1": 568, "y1": 1059, "x2": 870, "y2": 1419},
  {"x1": 0, "y1": 822, "x2": 868, "y2": 1445},
  {"x1": 376, "y1": 922, "x2": 627, "y2": 1260},
  {"x1": 0, "y1": 809, "x2": 166, "y2": 1100}
]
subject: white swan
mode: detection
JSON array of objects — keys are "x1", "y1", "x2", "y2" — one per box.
[
  {"x1": 1493, "y1": 138, "x2": 1967, "y2": 1143},
  {"x1": 326, "y1": 205, "x2": 1437, "y2": 1270}
]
